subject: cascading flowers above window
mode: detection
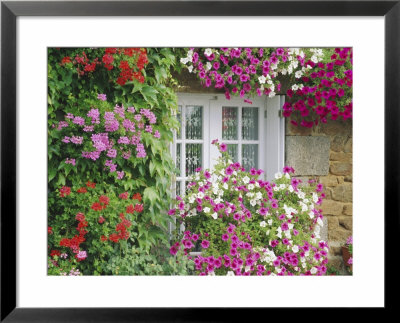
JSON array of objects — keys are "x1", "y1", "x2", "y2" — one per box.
[{"x1": 180, "y1": 47, "x2": 352, "y2": 127}]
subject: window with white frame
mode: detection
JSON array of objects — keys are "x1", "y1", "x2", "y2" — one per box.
[{"x1": 171, "y1": 93, "x2": 285, "y2": 197}]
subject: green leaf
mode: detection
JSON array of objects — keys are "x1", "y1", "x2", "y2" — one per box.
[
  {"x1": 143, "y1": 186, "x2": 159, "y2": 206},
  {"x1": 140, "y1": 86, "x2": 158, "y2": 103}
]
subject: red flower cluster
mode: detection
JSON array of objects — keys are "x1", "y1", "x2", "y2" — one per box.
[
  {"x1": 72, "y1": 51, "x2": 101, "y2": 76},
  {"x1": 48, "y1": 226, "x2": 53, "y2": 234},
  {"x1": 59, "y1": 213, "x2": 88, "y2": 254},
  {"x1": 86, "y1": 181, "x2": 96, "y2": 188},
  {"x1": 59, "y1": 186, "x2": 71, "y2": 197},
  {"x1": 132, "y1": 192, "x2": 142, "y2": 202},
  {"x1": 77, "y1": 187, "x2": 87, "y2": 193},
  {"x1": 60, "y1": 56, "x2": 71, "y2": 65},
  {"x1": 50, "y1": 249, "x2": 61, "y2": 258},
  {"x1": 107, "y1": 213, "x2": 132, "y2": 243},
  {"x1": 91, "y1": 194, "x2": 110, "y2": 211},
  {"x1": 126, "y1": 203, "x2": 143, "y2": 214},
  {"x1": 285, "y1": 48, "x2": 353, "y2": 127}
]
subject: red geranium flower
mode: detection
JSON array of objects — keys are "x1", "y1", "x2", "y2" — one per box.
[
  {"x1": 50, "y1": 250, "x2": 61, "y2": 258},
  {"x1": 119, "y1": 192, "x2": 129, "y2": 200},
  {"x1": 48, "y1": 226, "x2": 53, "y2": 234},
  {"x1": 132, "y1": 193, "x2": 142, "y2": 201},
  {"x1": 61, "y1": 56, "x2": 71, "y2": 64},
  {"x1": 86, "y1": 181, "x2": 96, "y2": 188},
  {"x1": 126, "y1": 204, "x2": 134, "y2": 214},
  {"x1": 99, "y1": 195, "x2": 110, "y2": 206},
  {"x1": 91, "y1": 202, "x2": 103, "y2": 211},
  {"x1": 98, "y1": 216, "x2": 105, "y2": 224},
  {"x1": 77, "y1": 187, "x2": 87, "y2": 193},
  {"x1": 59, "y1": 186, "x2": 71, "y2": 197},
  {"x1": 109, "y1": 233, "x2": 120, "y2": 243},
  {"x1": 100, "y1": 235, "x2": 108, "y2": 242},
  {"x1": 134, "y1": 204, "x2": 144, "y2": 213}
]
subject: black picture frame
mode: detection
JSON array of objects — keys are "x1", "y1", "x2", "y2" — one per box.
[{"x1": 1, "y1": 0, "x2": 397, "y2": 321}]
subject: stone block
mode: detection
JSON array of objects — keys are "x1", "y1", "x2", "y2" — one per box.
[
  {"x1": 330, "y1": 152, "x2": 352, "y2": 163},
  {"x1": 338, "y1": 216, "x2": 352, "y2": 231},
  {"x1": 319, "y1": 119, "x2": 352, "y2": 136},
  {"x1": 332, "y1": 184, "x2": 352, "y2": 203},
  {"x1": 285, "y1": 136, "x2": 330, "y2": 176},
  {"x1": 344, "y1": 175, "x2": 353, "y2": 182},
  {"x1": 330, "y1": 135, "x2": 348, "y2": 152},
  {"x1": 344, "y1": 137, "x2": 352, "y2": 153},
  {"x1": 330, "y1": 162, "x2": 352, "y2": 176},
  {"x1": 329, "y1": 227, "x2": 352, "y2": 244},
  {"x1": 320, "y1": 217, "x2": 328, "y2": 242},
  {"x1": 321, "y1": 199, "x2": 343, "y2": 216},
  {"x1": 343, "y1": 203, "x2": 352, "y2": 215},
  {"x1": 328, "y1": 241, "x2": 342, "y2": 256},
  {"x1": 327, "y1": 216, "x2": 339, "y2": 230},
  {"x1": 319, "y1": 175, "x2": 338, "y2": 187}
]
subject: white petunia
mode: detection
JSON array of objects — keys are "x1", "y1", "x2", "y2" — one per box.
[
  {"x1": 317, "y1": 217, "x2": 324, "y2": 227},
  {"x1": 275, "y1": 172, "x2": 283, "y2": 179},
  {"x1": 310, "y1": 267, "x2": 318, "y2": 274},
  {"x1": 223, "y1": 183, "x2": 228, "y2": 190},
  {"x1": 243, "y1": 176, "x2": 250, "y2": 184},
  {"x1": 258, "y1": 75, "x2": 266, "y2": 84},
  {"x1": 248, "y1": 184, "x2": 255, "y2": 190},
  {"x1": 197, "y1": 192, "x2": 205, "y2": 199},
  {"x1": 267, "y1": 219, "x2": 273, "y2": 226},
  {"x1": 204, "y1": 48, "x2": 212, "y2": 56},
  {"x1": 255, "y1": 192, "x2": 262, "y2": 200},
  {"x1": 187, "y1": 65, "x2": 193, "y2": 73},
  {"x1": 291, "y1": 84, "x2": 299, "y2": 91},
  {"x1": 203, "y1": 207, "x2": 210, "y2": 214},
  {"x1": 311, "y1": 55, "x2": 318, "y2": 63},
  {"x1": 211, "y1": 213, "x2": 218, "y2": 220},
  {"x1": 205, "y1": 62, "x2": 212, "y2": 71},
  {"x1": 292, "y1": 245, "x2": 299, "y2": 253},
  {"x1": 295, "y1": 70, "x2": 303, "y2": 79},
  {"x1": 227, "y1": 271, "x2": 235, "y2": 276},
  {"x1": 260, "y1": 221, "x2": 267, "y2": 227},
  {"x1": 250, "y1": 199, "x2": 257, "y2": 206},
  {"x1": 180, "y1": 57, "x2": 188, "y2": 64}
]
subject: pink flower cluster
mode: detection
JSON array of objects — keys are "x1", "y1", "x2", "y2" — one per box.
[{"x1": 57, "y1": 96, "x2": 161, "y2": 180}]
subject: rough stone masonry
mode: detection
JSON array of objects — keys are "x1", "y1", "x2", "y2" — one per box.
[{"x1": 286, "y1": 116, "x2": 353, "y2": 274}]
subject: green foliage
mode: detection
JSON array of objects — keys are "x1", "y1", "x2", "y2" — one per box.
[{"x1": 48, "y1": 47, "x2": 183, "y2": 275}]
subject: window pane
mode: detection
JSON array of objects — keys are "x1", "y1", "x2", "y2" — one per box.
[
  {"x1": 227, "y1": 144, "x2": 238, "y2": 163},
  {"x1": 176, "y1": 143, "x2": 181, "y2": 176},
  {"x1": 185, "y1": 144, "x2": 202, "y2": 176},
  {"x1": 177, "y1": 105, "x2": 182, "y2": 139},
  {"x1": 186, "y1": 105, "x2": 203, "y2": 139},
  {"x1": 222, "y1": 107, "x2": 238, "y2": 140},
  {"x1": 242, "y1": 107, "x2": 259, "y2": 140},
  {"x1": 176, "y1": 180, "x2": 182, "y2": 197},
  {"x1": 242, "y1": 144, "x2": 258, "y2": 171}
]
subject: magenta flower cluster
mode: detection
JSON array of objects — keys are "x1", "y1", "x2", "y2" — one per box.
[
  {"x1": 285, "y1": 48, "x2": 353, "y2": 127},
  {"x1": 168, "y1": 140, "x2": 329, "y2": 276}
]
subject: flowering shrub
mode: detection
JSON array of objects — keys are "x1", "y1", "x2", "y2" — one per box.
[
  {"x1": 168, "y1": 140, "x2": 329, "y2": 275},
  {"x1": 53, "y1": 94, "x2": 161, "y2": 181},
  {"x1": 180, "y1": 47, "x2": 352, "y2": 127},
  {"x1": 48, "y1": 48, "x2": 181, "y2": 275},
  {"x1": 48, "y1": 181, "x2": 145, "y2": 275}
]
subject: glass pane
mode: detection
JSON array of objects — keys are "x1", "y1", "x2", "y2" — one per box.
[
  {"x1": 186, "y1": 105, "x2": 203, "y2": 140},
  {"x1": 185, "y1": 144, "x2": 202, "y2": 176},
  {"x1": 176, "y1": 143, "x2": 181, "y2": 176},
  {"x1": 242, "y1": 144, "x2": 258, "y2": 171},
  {"x1": 177, "y1": 105, "x2": 182, "y2": 139},
  {"x1": 242, "y1": 107, "x2": 259, "y2": 140},
  {"x1": 222, "y1": 107, "x2": 238, "y2": 140},
  {"x1": 227, "y1": 144, "x2": 238, "y2": 163},
  {"x1": 176, "y1": 180, "x2": 182, "y2": 197}
]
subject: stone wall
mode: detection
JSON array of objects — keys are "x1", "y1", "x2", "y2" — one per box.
[{"x1": 285, "y1": 116, "x2": 353, "y2": 273}]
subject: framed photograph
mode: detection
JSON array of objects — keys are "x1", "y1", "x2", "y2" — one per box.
[{"x1": 1, "y1": 0, "x2": 396, "y2": 320}]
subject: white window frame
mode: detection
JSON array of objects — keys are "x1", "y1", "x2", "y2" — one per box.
[
  {"x1": 173, "y1": 93, "x2": 285, "y2": 182},
  {"x1": 169, "y1": 93, "x2": 285, "y2": 237}
]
